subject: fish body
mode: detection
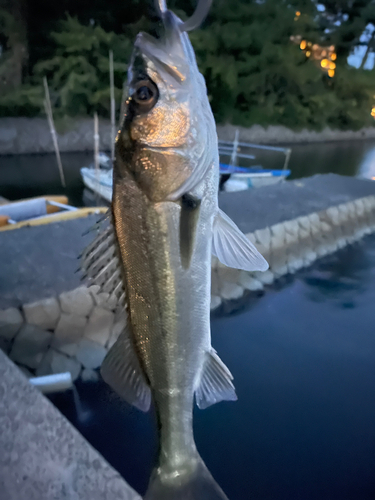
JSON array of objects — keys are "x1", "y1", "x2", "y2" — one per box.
[{"x1": 82, "y1": 10, "x2": 267, "y2": 500}]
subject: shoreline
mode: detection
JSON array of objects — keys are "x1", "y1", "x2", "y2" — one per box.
[{"x1": 0, "y1": 117, "x2": 374, "y2": 155}]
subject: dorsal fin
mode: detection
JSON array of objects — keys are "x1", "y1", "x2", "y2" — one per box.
[{"x1": 81, "y1": 212, "x2": 126, "y2": 306}]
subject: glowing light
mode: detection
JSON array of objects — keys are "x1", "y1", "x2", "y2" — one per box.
[
  {"x1": 305, "y1": 51, "x2": 311, "y2": 57},
  {"x1": 321, "y1": 50, "x2": 327, "y2": 57},
  {"x1": 321, "y1": 59, "x2": 329, "y2": 68},
  {"x1": 300, "y1": 40, "x2": 307, "y2": 50},
  {"x1": 329, "y1": 61, "x2": 336, "y2": 69},
  {"x1": 328, "y1": 69, "x2": 335, "y2": 77},
  {"x1": 372, "y1": 176, "x2": 375, "y2": 180},
  {"x1": 331, "y1": 53, "x2": 337, "y2": 61},
  {"x1": 296, "y1": 11, "x2": 301, "y2": 16}
]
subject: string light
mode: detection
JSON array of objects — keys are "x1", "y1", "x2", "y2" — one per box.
[{"x1": 291, "y1": 35, "x2": 337, "y2": 77}]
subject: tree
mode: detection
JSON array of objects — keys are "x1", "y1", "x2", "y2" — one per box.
[
  {"x1": 0, "y1": 0, "x2": 28, "y2": 91},
  {"x1": 0, "y1": 0, "x2": 374, "y2": 130},
  {"x1": 32, "y1": 16, "x2": 133, "y2": 117},
  {"x1": 318, "y1": 0, "x2": 375, "y2": 59},
  {"x1": 187, "y1": 0, "x2": 364, "y2": 129}
]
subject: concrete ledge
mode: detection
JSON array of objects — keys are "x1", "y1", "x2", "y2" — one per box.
[{"x1": 0, "y1": 349, "x2": 141, "y2": 500}]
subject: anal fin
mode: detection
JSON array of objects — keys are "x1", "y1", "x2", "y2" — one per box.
[
  {"x1": 101, "y1": 327, "x2": 151, "y2": 412},
  {"x1": 195, "y1": 349, "x2": 237, "y2": 410}
]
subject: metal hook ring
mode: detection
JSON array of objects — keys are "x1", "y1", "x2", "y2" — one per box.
[{"x1": 155, "y1": 0, "x2": 212, "y2": 32}]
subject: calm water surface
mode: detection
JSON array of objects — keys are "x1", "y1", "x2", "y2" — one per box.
[
  {"x1": 1, "y1": 139, "x2": 375, "y2": 205},
  {"x1": 49, "y1": 234, "x2": 375, "y2": 500}
]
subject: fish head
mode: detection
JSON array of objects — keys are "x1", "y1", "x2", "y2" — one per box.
[{"x1": 116, "y1": 10, "x2": 218, "y2": 202}]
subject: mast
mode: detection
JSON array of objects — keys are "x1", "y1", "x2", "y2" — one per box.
[
  {"x1": 109, "y1": 50, "x2": 116, "y2": 163},
  {"x1": 43, "y1": 77, "x2": 66, "y2": 188}
]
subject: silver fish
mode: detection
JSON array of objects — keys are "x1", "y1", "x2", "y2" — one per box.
[{"x1": 82, "y1": 3, "x2": 268, "y2": 499}]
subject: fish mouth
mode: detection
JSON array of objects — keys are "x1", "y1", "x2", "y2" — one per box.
[{"x1": 134, "y1": 11, "x2": 189, "y2": 84}]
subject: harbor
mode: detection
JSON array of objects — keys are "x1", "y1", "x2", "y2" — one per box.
[
  {"x1": 1, "y1": 173, "x2": 375, "y2": 499},
  {"x1": 1, "y1": 171, "x2": 375, "y2": 375},
  {"x1": 1, "y1": 0, "x2": 375, "y2": 498}
]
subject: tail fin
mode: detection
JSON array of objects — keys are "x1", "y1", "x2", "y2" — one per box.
[{"x1": 144, "y1": 456, "x2": 229, "y2": 500}]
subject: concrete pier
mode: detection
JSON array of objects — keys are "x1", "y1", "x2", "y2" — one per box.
[
  {"x1": 1, "y1": 174, "x2": 375, "y2": 380},
  {"x1": 0, "y1": 349, "x2": 140, "y2": 500}
]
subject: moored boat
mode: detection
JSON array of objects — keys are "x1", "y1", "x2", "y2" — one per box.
[
  {"x1": 0, "y1": 195, "x2": 107, "y2": 231},
  {"x1": 80, "y1": 129, "x2": 292, "y2": 200}
]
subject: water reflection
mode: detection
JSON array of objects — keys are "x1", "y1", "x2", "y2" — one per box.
[
  {"x1": 301, "y1": 240, "x2": 373, "y2": 308},
  {"x1": 288, "y1": 140, "x2": 375, "y2": 179},
  {"x1": 358, "y1": 145, "x2": 375, "y2": 179}
]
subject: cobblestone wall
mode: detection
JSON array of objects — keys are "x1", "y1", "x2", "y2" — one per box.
[
  {"x1": 211, "y1": 195, "x2": 375, "y2": 308},
  {"x1": 1, "y1": 194, "x2": 375, "y2": 381},
  {"x1": 0, "y1": 285, "x2": 124, "y2": 382}
]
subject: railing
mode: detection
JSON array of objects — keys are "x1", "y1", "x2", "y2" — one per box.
[{"x1": 218, "y1": 136, "x2": 292, "y2": 171}]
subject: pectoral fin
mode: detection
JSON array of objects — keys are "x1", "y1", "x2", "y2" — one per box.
[
  {"x1": 195, "y1": 349, "x2": 237, "y2": 410},
  {"x1": 212, "y1": 209, "x2": 268, "y2": 271},
  {"x1": 100, "y1": 327, "x2": 151, "y2": 412},
  {"x1": 179, "y1": 193, "x2": 201, "y2": 269}
]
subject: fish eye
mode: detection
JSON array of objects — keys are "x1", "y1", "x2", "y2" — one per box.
[{"x1": 132, "y1": 80, "x2": 158, "y2": 111}]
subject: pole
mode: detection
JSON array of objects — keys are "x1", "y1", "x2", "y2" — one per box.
[
  {"x1": 94, "y1": 112, "x2": 100, "y2": 204},
  {"x1": 43, "y1": 77, "x2": 66, "y2": 188},
  {"x1": 109, "y1": 50, "x2": 116, "y2": 163},
  {"x1": 94, "y1": 112, "x2": 100, "y2": 173}
]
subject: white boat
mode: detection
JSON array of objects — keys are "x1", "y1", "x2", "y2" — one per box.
[
  {"x1": 218, "y1": 133, "x2": 291, "y2": 192},
  {"x1": 221, "y1": 169, "x2": 291, "y2": 192},
  {"x1": 81, "y1": 166, "x2": 113, "y2": 203}
]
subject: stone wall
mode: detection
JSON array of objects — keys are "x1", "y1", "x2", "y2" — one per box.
[
  {"x1": 211, "y1": 195, "x2": 375, "y2": 307},
  {"x1": 0, "y1": 285, "x2": 124, "y2": 382},
  {"x1": 1, "y1": 194, "x2": 375, "y2": 382},
  {"x1": 1, "y1": 117, "x2": 375, "y2": 155},
  {"x1": 217, "y1": 123, "x2": 375, "y2": 144}
]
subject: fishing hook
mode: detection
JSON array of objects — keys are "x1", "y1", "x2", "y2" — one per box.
[{"x1": 155, "y1": 0, "x2": 212, "y2": 32}]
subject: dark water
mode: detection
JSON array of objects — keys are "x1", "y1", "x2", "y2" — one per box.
[
  {"x1": 1, "y1": 140, "x2": 375, "y2": 205},
  {"x1": 0, "y1": 151, "x2": 93, "y2": 206},
  {"x1": 49, "y1": 234, "x2": 375, "y2": 500}
]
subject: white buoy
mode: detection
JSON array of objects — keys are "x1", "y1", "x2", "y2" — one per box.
[{"x1": 29, "y1": 372, "x2": 72, "y2": 394}]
